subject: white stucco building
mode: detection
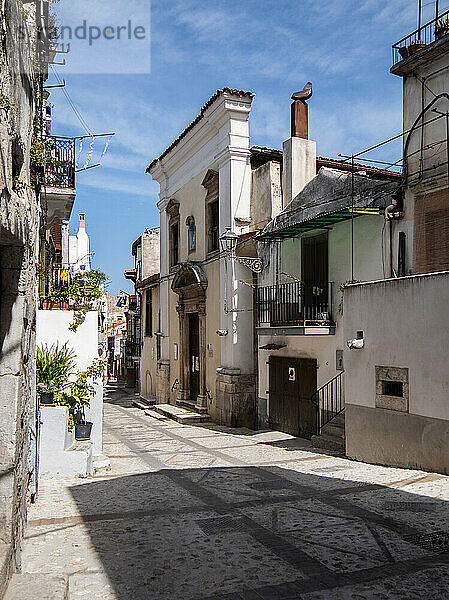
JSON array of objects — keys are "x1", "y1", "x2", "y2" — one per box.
[
  {"x1": 147, "y1": 88, "x2": 270, "y2": 427},
  {"x1": 62, "y1": 213, "x2": 91, "y2": 273}
]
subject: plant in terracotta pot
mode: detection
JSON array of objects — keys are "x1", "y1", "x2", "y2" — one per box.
[
  {"x1": 435, "y1": 18, "x2": 449, "y2": 39},
  {"x1": 408, "y1": 39, "x2": 426, "y2": 54},
  {"x1": 66, "y1": 270, "x2": 108, "y2": 332},
  {"x1": 398, "y1": 45, "x2": 409, "y2": 59}
]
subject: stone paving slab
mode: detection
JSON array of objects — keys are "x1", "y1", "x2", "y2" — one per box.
[
  {"x1": 4, "y1": 573, "x2": 68, "y2": 600},
  {"x1": 19, "y1": 385, "x2": 449, "y2": 599}
]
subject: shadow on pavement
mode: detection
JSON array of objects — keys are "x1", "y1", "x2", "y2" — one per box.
[{"x1": 67, "y1": 463, "x2": 449, "y2": 600}]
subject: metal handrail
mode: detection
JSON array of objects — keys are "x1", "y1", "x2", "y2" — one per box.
[
  {"x1": 257, "y1": 280, "x2": 333, "y2": 326},
  {"x1": 311, "y1": 370, "x2": 345, "y2": 434},
  {"x1": 45, "y1": 135, "x2": 75, "y2": 189},
  {"x1": 392, "y1": 8, "x2": 449, "y2": 66}
]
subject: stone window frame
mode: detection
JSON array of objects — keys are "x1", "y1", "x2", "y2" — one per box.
[
  {"x1": 186, "y1": 215, "x2": 196, "y2": 253},
  {"x1": 201, "y1": 169, "x2": 220, "y2": 256},
  {"x1": 144, "y1": 288, "x2": 153, "y2": 337},
  {"x1": 375, "y1": 366, "x2": 409, "y2": 412},
  {"x1": 166, "y1": 199, "x2": 180, "y2": 270}
]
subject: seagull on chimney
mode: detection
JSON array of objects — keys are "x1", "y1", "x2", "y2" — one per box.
[{"x1": 291, "y1": 82, "x2": 313, "y2": 102}]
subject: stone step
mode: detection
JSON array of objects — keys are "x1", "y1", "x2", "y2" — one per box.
[
  {"x1": 152, "y1": 404, "x2": 210, "y2": 424},
  {"x1": 4, "y1": 573, "x2": 68, "y2": 600},
  {"x1": 311, "y1": 433, "x2": 345, "y2": 453},
  {"x1": 330, "y1": 411, "x2": 345, "y2": 426},
  {"x1": 176, "y1": 399, "x2": 209, "y2": 414},
  {"x1": 132, "y1": 396, "x2": 156, "y2": 410},
  {"x1": 321, "y1": 421, "x2": 345, "y2": 438}
]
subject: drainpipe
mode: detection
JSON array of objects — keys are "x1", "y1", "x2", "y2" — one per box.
[{"x1": 385, "y1": 194, "x2": 398, "y2": 278}]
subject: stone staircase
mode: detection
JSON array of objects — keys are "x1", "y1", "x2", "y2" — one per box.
[{"x1": 311, "y1": 410, "x2": 345, "y2": 453}]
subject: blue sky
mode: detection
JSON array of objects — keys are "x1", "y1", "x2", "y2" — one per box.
[{"x1": 48, "y1": 0, "x2": 443, "y2": 294}]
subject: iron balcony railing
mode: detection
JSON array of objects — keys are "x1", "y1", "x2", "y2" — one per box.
[
  {"x1": 126, "y1": 339, "x2": 141, "y2": 358},
  {"x1": 45, "y1": 136, "x2": 75, "y2": 189},
  {"x1": 392, "y1": 8, "x2": 449, "y2": 66},
  {"x1": 257, "y1": 281, "x2": 333, "y2": 326},
  {"x1": 312, "y1": 370, "x2": 345, "y2": 434}
]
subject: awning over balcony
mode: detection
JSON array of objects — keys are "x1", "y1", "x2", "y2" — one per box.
[{"x1": 258, "y1": 167, "x2": 399, "y2": 240}]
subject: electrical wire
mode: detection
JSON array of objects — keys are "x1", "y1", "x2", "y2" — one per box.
[{"x1": 50, "y1": 65, "x2": 93, "y2": 136}]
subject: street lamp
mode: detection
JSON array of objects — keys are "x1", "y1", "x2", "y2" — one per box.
[{"x1": 219, "y1": 227, "x2": 262, "y2": 273}]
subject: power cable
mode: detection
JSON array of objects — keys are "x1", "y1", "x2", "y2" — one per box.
[{"x1": 50, "y1": 65, "x2": 93, "y2": 136}]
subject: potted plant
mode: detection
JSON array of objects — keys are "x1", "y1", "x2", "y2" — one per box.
[
  {"x1": 65, "y1": 270, "x2": 108, "y2": 332},
  {"x1": 57, "y1": 358, "x2": 105, "y2": 437},
  {"x1": 435, "y1": 18, "x2": 449, "y2": 39},
  {"x1": 398, "y1": 45, "x2": 409, "y2": 59},
  {"x1": 37, "y1": 383, "x2": 56, "y2": 405},
  {"x1": 37, "y1": 343, "x2": 76, "y2": 403},
  {"x1": 74, "y1": 407, "x2": 93, "y2": 441},
  {"x1": 408, "y1": 39, "x2": 426, "y2": 54}
]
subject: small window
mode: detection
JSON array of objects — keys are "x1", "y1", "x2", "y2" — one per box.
[
  {"x1": 208, "y1": 200, "x2": 219, "y2": 253},
  {"x1": 156, "y1": 311, "x2": 161, "y2": 361},
  {"x1": 382, "y1": 380, "x2": 403, "y2": 397},
  {"x1": 169, "y1": 221, "x2": 179, "y2": 267},
  {"x1": 186, "y1": 216, "x2": 196, "y2": 252},
  {"x1": 145, "y1": 288, "x2": 153, "y2": 337}
]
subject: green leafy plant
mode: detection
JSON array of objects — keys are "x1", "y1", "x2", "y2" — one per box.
[
  {"x1": 436, "y1": 18, "x2": 449, "y2": 37},
  {"x1": 42, "y1": 269, "x2": 108, "y2": 330},
  {"x1": 36, "y1": 343, "x2": 106, "y2": 428},
  {"x1": 36, "y1": 343, "x2": 76, "y2": 393}
]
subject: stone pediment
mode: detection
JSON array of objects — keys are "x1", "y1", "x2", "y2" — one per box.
[{"x1": 171, "y1": 263, "x2": 208, "y2": 299}]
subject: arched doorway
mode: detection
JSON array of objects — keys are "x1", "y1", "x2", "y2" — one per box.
[{"x1": 171, "y1": 263, "x2": 208, "y2": 413}]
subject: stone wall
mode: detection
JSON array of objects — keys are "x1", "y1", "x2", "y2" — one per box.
[
  {"x1": 343, "y1": 271, "x2": 449, "y2": 474},
  {"x1": 156, "y1": 359, "x2": 170, "y2": 405},
  {"x1": 214, "y1": 370, "x2": 256, "y2": 429},
  {"x1": 0, "y1": 0, "x2": 40, "y2": 594}
]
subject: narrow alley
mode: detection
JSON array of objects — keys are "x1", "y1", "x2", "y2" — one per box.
[{"x1": 12, "y1": 384, "x2": 449, "y2": 600}]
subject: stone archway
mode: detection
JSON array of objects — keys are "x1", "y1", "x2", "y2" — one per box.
[{"x1": 171, "y1": 263, "x2": 208, "y2": 413}]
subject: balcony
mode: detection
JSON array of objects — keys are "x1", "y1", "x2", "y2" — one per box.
[
  {"x1": 257, "y1": 281, "x2": 335, "y2": 335},
  {"x1": 40, "y1": 136, "x2": 76, "y2": 227},
  {"x1": 392, "y1": 9, "x2": 449, "y2": 68},
  {"x1": 126, "y1": 339, "x2": 141, "y2": 359}
]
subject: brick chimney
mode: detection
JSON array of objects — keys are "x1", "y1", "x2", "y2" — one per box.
[{"x1": 282, "y1": 89, "x2": 316, "y2": 208}]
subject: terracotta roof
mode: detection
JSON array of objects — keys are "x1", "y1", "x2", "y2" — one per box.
[
  {"x1": 146, "y1": 88, "x2": 254, "y2": 173},
  {"x1": 316, "y1": 156, "x2": 401, "y2": 181},
  {"x1": 250, "y1": 145, "x2": 400, "y2": 181}
]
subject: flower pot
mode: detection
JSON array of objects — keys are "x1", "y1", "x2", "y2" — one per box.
[
  {"x1": 398, "y1": 46, "x2": 409, "y2": 59},
  {"x1": 436, "y1": 27, "x2": 449, "y2": 39},
  {"x1": 408, "y1": 40, "x2": 426, "y2": 55},
  {"x1": 40, "y1": 391, "x2": 55, "y2": 405},
  {"x1": 75, "y1": 421, "x2": 93, "y2": 440}
]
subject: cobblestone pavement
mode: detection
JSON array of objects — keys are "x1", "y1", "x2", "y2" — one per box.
[{"x1": 22, "y1": 384, "x2": 449, "y2": 599}]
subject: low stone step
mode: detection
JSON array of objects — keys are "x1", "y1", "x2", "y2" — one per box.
[
  {"x1": 153, "y1": 404, "x2": 210, "y2": 424},
  {"x1": 132, "y1": 396, "x2": 156, "y2": 410},
  {"x1": 4, "y1": 573, "x2": 68, "y2": 600},
  {"x1": 321, "y1": 421, "x2": 345, "y2": 438},
  {"x1": 311, "y1": 433, "x2": 345, "y2": 453}
]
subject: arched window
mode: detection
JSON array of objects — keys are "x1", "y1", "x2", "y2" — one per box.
[{"x1": 186, "y1": 216, "x2": 196, "y2": 252}]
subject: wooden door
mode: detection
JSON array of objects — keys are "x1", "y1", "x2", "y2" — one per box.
[
  {"x1": 268, "y1": 356, "x2": 317, "y2": 438},
  {"x1": 188, "y1": 313, "x2": 200, "y2": 402}
]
